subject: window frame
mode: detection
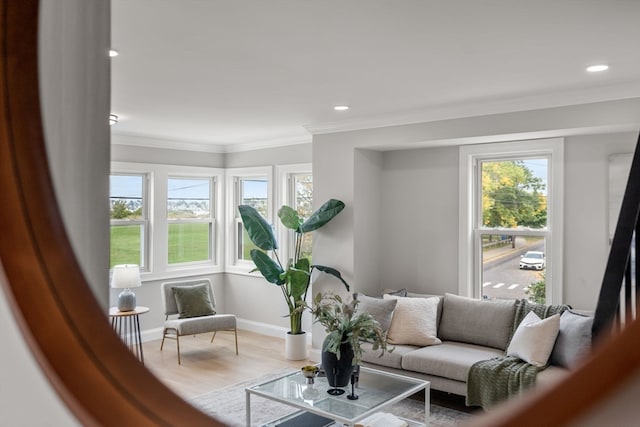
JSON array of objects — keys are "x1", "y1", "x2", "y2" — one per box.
[
  {"x1": 225, "y1": 166, "x2": 273, "y2": 275},
  {"x1": 109, "y1": 171, "x2": 150, "y2": 271},
  {"x1": 458, "y1": 138, "x2": 564, "y2": 304},
  {"x1": 111, "y1": 162, "x2": 224, "y2": 281},
  {"x1": 276, "y1": 163, "x2": 312, "y2": 263},
  {"x1": 166, "y1": 175, "x2": 217, "y2": 268}
]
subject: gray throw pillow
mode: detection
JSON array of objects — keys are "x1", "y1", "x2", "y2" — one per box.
[
  {"x1": 550, "y1": 310, "x2": 593, "y2": 368},
  {"x1": 355, "y1": 294, "x2": 398, "y2": 332},
  {"x1": 172, "y1": 283, "x2": 216, "y2": 318},
  {"x1": 438, "y1": 293, "x2": 516, "y2": 350}
]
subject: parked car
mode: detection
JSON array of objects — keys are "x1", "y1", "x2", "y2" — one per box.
[{"x1": 519, "y1": 251, "x2": 545, "y2": 270}]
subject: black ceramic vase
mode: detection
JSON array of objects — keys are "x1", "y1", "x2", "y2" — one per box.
[{"x1": 321, "y1": 336, "x2": 354, "y2": 388}]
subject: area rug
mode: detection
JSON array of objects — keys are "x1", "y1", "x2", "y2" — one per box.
[{"x1": 190, "y1": 369, "x2": 473, "y2": 427}]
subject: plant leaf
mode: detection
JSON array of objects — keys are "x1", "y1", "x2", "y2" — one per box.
[
  {"x1": 250, "y1": 250, "x2": 284, "y2": 285},
  {"x1": 287, "y1": 267, "x2": 310, "y2": 302},
  {"x1": 300, "y1": 199, "x2": 345, "y2": 233},
  {"x1": 278, "y1": 205, "x2": 302, "y2": 232},
  {"x1": 238, "y1": 205, "x2": 278, "y2": 250},
  {"x1": 312, "y1": 265, "x2": 350, "y2": 291}
]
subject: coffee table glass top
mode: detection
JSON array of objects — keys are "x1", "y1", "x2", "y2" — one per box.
[{"x1": 247, "y1": 366, "x2": 427, "y2": 422}]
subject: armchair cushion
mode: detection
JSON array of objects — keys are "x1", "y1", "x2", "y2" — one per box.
[{"x1": 172, "y1": 283, "x2": 216, "y2": 318}]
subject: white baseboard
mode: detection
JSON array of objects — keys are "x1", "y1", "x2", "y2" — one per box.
[
  {"x1": 139, "y1": 319, "x2": 313, "y2": 345},
  {"x1": 141, "y1": 327, "x2": 164, "y2": 343}
]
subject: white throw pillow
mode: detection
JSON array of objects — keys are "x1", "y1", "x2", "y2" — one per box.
[
  {"x1": 383, "y1": 295, "x2": 441, "y2": 346},
  {"x1": 507, "y1": 311, "x2": 561, "y2": 367}
]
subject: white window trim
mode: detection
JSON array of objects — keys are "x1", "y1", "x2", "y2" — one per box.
[
  {"x1": 109, "y1": 170, "x2": 150, "y2": 272},
  {"x1": 225, "y1": 166, "x2": 273, "y2": 276},
  {"x1": 276, "y1": 163, "x2": 312, "y2": 262},
  {"x1": 458, "y1": 138, "x2": 564, "y2": 304},
  {"x1": 111, "y1": 162, "x2": 224, "y2": 282}
]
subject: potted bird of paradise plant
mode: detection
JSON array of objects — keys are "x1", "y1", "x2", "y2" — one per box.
[{"x1": 238, "y1": 198, "x2": 350, "y2": 360}]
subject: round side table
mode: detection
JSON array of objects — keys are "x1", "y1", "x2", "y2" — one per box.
[{"x1": 108, "y1": 306, "x2": 150, "y2": 365}]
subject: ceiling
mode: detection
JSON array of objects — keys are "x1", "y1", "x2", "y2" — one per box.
[{"x1": 111, "y1": 0, "x2": 640, "y2": 151}]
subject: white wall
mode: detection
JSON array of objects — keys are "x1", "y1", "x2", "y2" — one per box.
[
  {"x1": 563, "y1": 132, "x2": 637, "y2": 308},
  {"x1": 0, "y1": 1, "x2": 110, "y2": 425},
  {"x1": 111, "y1": 140, "x2": 226, "y2": 168},
  {"x1": 379, "y1": 146, "x2": 460, "y2": 296}
]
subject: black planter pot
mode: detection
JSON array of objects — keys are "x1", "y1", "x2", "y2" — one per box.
[{"x1": 321, "y1": 337, "x2": 354, "y2": 388}]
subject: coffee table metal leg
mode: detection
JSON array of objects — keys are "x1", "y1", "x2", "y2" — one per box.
[
  {"x1": 245, "y1": 390, "x2": 251, "y2": 427},
  {"x1": 425, "y1": 386, "x2": 430, "y2": 426}
]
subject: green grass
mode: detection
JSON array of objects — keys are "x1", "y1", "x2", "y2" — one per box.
[
  {"x1": 168, "y1": 223, "x2": 210, "y2": 264},
  {"x1": 110, "y1": 225, "x2": 142, "y2": 267},
  {"x1": 110, "y1": 223, "x2": 211, "y2": 267}
]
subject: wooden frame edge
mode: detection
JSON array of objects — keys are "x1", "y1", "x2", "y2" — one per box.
[{"x1": 0, "y1": 2, "x2": 224, "y2": 425}]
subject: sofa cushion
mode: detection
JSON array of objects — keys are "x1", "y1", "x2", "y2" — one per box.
[
  {"x1": 359, "y1": 342, "x2": 419, "y2": 370},
  {"x1": 171, "y1": 283, "x2": 216, "y2": 318},
  {"x1": 507, "y1": 311, "x2": 560, "y2": 367},
  {"x1": 401, "y1": 341, "x2": 504, "y2": 382},
  {"x1": 438, "y1": 293, "x2": 516, "y2": 350},
  {"x1": 165, "y1": 314, "x2": 236, "y2": 335},
  {"x1": 550, "y1": 309, "x2": 593, "y2": 368},
  {"x1": 354, "y1": 294, "x2": 397, "y2": 332},
  {"x1": 383, "y1": 295, "x2": 441, "y2": 346}
]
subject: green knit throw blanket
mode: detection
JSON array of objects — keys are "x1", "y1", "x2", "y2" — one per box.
[{"x1": 465, "y1": 299, "x2": 569, "y2": 408}]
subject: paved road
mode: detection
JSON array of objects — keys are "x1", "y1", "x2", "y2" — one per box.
[{"x1": 482, "y1": 241, "x2": 545, "y2": 300}]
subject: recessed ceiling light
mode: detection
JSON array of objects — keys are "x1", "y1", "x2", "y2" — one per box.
[
  {"x1": 586, "y1": 64, "x2": 609, "y2": 73},
  {"x1": 109, "y1": 49, "x2": 119, "y2": 57},
  {"x1": 109, "y1": 114, "x2": 118, "y2": 125},
  {"x1": 334, "y1": 105, "x2": 349, "y2": 111}
]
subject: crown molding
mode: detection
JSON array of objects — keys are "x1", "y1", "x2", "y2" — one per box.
[
  {"x1": 222, "y1": 134, "x2": 311, "y2": 153},
  {"x1": 111, "y1": 132, "x2": 227, "y2": 153},
  {"x1": 111, "y1": 131, "x2": 311, "y2": 154},
  {"x1": 305, "y1": 81, "x2": 640, "y2": 135}
]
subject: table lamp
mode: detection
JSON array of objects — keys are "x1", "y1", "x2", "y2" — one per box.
[{"x1": 111, "y1": 264, "x2": 141, "y2": 311}]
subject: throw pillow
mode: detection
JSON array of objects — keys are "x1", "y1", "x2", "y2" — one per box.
[
  {"x1": 438, "y1": 293, "x2": 516, "y2": 350},
  {"x1": 172, "y1": 283, "x2": 216, "y2": 318},
  {"x1": 550, "y1": 310, "x2": 593, "y2": 368},
  {"x1": 355, "y1": 294, "x2": 398, "y2": 332},
  {"x1": 507, "y1": 311, "x2": 560, "y2": 367},
  {"x1": 383, "y1": 295, "x2": 441, "y2": 346}
]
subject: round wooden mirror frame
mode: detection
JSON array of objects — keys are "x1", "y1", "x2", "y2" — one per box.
[
  {"x1": 2, "y1": 2, "x2": 640, "y2": 426},
  {"x1": 0, "y1": 2, "x2": 223, "y2": 426}
]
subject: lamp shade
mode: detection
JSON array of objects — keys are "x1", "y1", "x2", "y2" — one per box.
[{"x1": 111, "y1": 264, "x2": 141, "y2": 289}]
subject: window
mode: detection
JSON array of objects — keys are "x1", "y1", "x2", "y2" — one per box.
[
  {"x1": 289, "y1": 172, "x2": 313, "y2": 260},
  {"x1": 227, "y1": 167, "x2": 272, "y2": 269},
  {"x1": 459, "y1": 139, "x2": 564, "y2": 304},
  {"x1": 111, "y1": 162, "x2": 223, "y2": 279},
  {"x1": 167, "y1": 177, "x2": 215, "y2": 265},
  {"x1": 109, "y1": 173, "x2": 148, "y2": 269}
]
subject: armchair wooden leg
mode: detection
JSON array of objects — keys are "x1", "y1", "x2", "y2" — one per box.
[
  {"x1": 160, "y1": 329, "x2": 166, "y2": 350},
  {"x1": 234, "y1": 328, "x2": 238, "y2": 355},
  {"x1": 210, "y1": 331, "x2": 217, "y2": 343},
  {"x1": 176, "y1": 334, "x2": 181, "y2": 365}
]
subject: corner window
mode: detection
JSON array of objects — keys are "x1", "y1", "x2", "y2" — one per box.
[
  {"x1": 276, "y1": 164, "x2": 313, "y2": 262},
  {"x1": 459, "y1": 139, "x2": 564, "y2": 304},
  {"x1": 109, "y1": 173, "x2": 148, "y2": 269},
  {"x1": 167, "y1": 177, "x2": 215, "y2": 265},
  {"x1": 227, "y1": 167, "x2": 272, "y2": 269}
]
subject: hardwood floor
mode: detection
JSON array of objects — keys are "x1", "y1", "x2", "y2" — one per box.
[{"x1": 142, "y1": 329, "x2": 311, "y2": 399}]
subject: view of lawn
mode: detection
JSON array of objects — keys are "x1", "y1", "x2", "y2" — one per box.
[
  {"x1": 110, "y1": 225, "x2": 142, "y2": 267},
  {"x1": 110, "y1": 223, "x2": 211, "y2": 267},
  {"x1": 168, "y1": 223, "x2": 210, "y2": 264}
]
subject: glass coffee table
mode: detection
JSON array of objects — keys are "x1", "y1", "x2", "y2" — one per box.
[{"x1": 245, "y1": 366, "x2": 429, "y2": 427}]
